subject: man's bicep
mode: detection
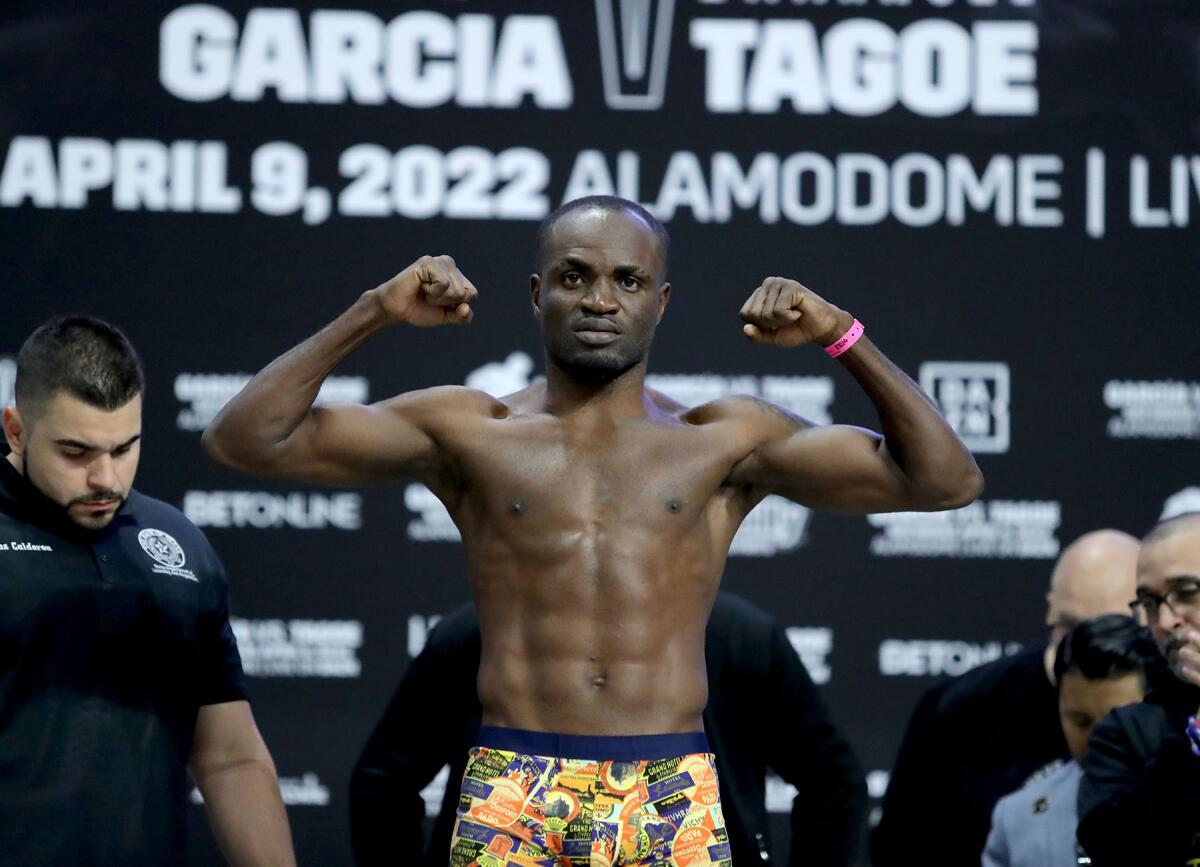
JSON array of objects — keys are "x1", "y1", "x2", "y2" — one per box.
[
  {"x1": 274, "y1": 394, "x2": 443, "y2": 485},
  {"x1": 737, "y1": 423, "x2": 912, "y2": 512}
]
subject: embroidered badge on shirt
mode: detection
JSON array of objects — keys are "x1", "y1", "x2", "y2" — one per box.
[{"x1": 137, "y1": 528, "x2": 198, "y2": 581}]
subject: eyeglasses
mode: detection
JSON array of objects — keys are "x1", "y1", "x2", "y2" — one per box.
[{"x1": 1129, "y1": 580, "x2": 1200, "y2": 626}]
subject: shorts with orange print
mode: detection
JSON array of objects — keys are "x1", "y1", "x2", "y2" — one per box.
[{"x1": 448, "y1": 727, "x2": 732, "y2": 866}]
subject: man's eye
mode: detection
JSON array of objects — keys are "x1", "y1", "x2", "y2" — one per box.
[
  {"x1": 563, "y1": 272, "x2": 582, "y2": 285},
  {"x1": 1176, "y1": 584, "x2": 1200, "y2": 602},
  {"x1": 61, "y1": 449, "x2": 86, "y2": 459},
  {"x1": 620, "y1": 277, "x2": 640, "y2": 289}
]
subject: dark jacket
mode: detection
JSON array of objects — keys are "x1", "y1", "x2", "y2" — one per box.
[
  {"x1": 1077, "y1": 674, "x2": 1200, "y2": 866},
  {"x1": 871, "y1": 645, "x2": 1069, "y2": 867},
  {"x1": 349, "y1": 592, "x2": 867, "y2": 866}
]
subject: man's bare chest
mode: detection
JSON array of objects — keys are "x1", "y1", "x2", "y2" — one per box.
[{"x1": 444, "y1": 416, "x2": 743, "y2": 524}]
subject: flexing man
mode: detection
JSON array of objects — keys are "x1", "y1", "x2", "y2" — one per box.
[{"x1": 205, "y1": 196, "x2": 981, "y2": 865}]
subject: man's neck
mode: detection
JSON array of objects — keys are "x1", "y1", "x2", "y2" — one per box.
[{"x1": 541, "y1": 359, "x2": 652, "y2": 420}]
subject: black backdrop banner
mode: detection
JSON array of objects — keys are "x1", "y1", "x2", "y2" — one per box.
[{"x1": 2, "y1": 1, "x2": 1198, "y2": 863}]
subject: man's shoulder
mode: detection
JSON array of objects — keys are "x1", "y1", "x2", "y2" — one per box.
[
  {"x1": 383, "y1": 384, "x2": 509, "y2": 418},
  {"x1": 991, "y1": 760, "x2": 1080, "y2": 830},
  {"x1": 679, "y1": 393, "x2": 808, "y2": 430}
]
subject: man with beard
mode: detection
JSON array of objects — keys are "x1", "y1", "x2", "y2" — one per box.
[
  {"x1": 204, "y1": 195, "x2": 982, "y2": 865},
  {"x1": 1077, "y1": 513, "x2": 1200, "y2": 864},
  {"x1": 0, "y1": 317, "x2": 294, "y2": 866}
]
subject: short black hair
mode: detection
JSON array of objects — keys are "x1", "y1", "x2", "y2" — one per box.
[
  {"x1": 1053, "y1": 614, "x2": 1151, "y2": 687},
  {"x1": 534, "y1": 195, "x2": 671, "y2": 279},
  {"x1": 15, "y1": 316, "x2": 144, "y2": 413}
]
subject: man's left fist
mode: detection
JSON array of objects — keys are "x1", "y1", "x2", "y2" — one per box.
[{"x1": 739, "y1": 277, "x2": 853, "y2": 348}]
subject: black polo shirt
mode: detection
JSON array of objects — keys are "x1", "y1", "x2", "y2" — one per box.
[{"x1": 0, "y1": 457, "x2": 248, "y2": 866}]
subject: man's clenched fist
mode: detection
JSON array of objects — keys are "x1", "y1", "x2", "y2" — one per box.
[
  {"x1": 739, "y1": 277, "x2": 853, "y2": 348},
  {"x1": 371, "y1": 255, "x2": 478, "y2": 327}
]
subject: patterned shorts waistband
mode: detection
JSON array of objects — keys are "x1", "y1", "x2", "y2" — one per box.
[{"x1": 475, "y1": 726, "x2": 710, "y2": 761}]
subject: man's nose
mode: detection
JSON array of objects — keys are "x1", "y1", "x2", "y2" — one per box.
[
  {"x1": 88, "y1": 454, "x2": 117, "y2": 491},
  {"x1": 582, "y1": 282, "x2": 619, "y2": 313}
]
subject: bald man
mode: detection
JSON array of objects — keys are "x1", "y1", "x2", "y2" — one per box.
[
  {"x1": 871, "y1": 530, "x2": 1139, "y2": 867},
  {"x1": 1077, "y1": 514, "x2": 1200, "y2": 865}
]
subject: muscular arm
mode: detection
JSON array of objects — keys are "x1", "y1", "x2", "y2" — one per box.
[
  {"x1": 190, "y1": 701, "x2": 295, "y2": 867},
  {"x1": 202, "y1": 257, "x2": 478, "y2": 485},
  {"x1": 727, "y1": 278, "x2": 982, "y2": 513}
]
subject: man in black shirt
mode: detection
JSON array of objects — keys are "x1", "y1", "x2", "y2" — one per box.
[
  {"x1": 0, "y1": 317, "x2": 294, "y2": 866},
  {"x1": 350, "y1": 593, "x2": 867, "y2": 866},
  {"x1": 1077, "y1": 513, "x2": 1200, "y2": 865},
  {"x1": 870, "y1": 529, "x2": 1139, "y2": 867}
]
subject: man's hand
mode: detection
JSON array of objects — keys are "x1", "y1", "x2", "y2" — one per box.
[
  {"x1": 370, "y1": 255, "x2": 478, "y2": 327},
  {"x1": 740, "y1": 277, "x2": 853, "y2": 348},
  {"x1": 1178, "y1": 629, "x2": 1200, "y2": 694}
]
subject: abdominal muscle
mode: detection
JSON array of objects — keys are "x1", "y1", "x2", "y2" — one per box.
[{"x1": 465, "y1": 524, "x2": 724, "y2": 736}]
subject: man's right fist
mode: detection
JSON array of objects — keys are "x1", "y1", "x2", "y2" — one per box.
[{"x1": 371, "y1": 255, "x2": 477, "y2": 327}]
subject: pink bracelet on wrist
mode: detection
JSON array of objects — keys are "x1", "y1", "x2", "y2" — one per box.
[{"x1": 824, "y1": 319, "x2": 864, "y2": 358}]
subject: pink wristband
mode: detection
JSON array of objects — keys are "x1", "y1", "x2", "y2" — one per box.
[{"x1": 824, "y1": 319, "x2": 864, "y2": 358}]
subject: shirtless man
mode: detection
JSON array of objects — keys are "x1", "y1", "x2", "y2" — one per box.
[{"x1": 204, "y1": 196, "x2": 982, "y2": 865}]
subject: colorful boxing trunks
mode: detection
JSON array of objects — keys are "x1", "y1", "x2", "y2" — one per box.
[{"x1": 449, "y1": 727, "x2": 732, "y2": 866}]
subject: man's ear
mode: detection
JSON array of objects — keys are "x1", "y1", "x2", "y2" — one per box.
[
  {"x1": 2, "y1": 406, "x2": 26, "y2": 456},
  {"x1": 530, "y1": 273, "x2": 542, "y2": 318},
  {"x1": 656, "y1": 282, "x2": 672, "y2": 323}
]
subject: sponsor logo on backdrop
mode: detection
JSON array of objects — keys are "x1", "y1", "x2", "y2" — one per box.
[
  {"x1": 1104, "y1": 380, "x2": 1200, "y2": 440},
  {"x1": 0, "y1": 356, "x2": 15, "y2": 410},
  {"x1": 192, "y1": 773, "x2": 330, "y2": 807},
  {"x1": 174, "y1": 373, "x2": 368, "y2": 431},
  {"x1": 868, "y1": 499, "x2": 1060, "y2": 559},
  {"x1": 786, "y1": 626, "x2": 832, "y2": 685},
  {"x1": 407, "y1": 613, "x2": 444, "y2": 658},
  {"x1": 919, "y1": 361, "x2": 1010, "y2": 453},
  {"x1": 137, "y1": 528, "x2": 199, "y2": 581},
  {"x1": 595, "y1": 0, "x2": 676, "y2": 110},
  {"x1": 231, "y1": 618, "x2": 363, "y2": 677},
  {"x1": 1163, "y1": 487, "x2": 1200, "y2": 520},
  {"x1": 879, "y1": 638, "x2": 1022, "y2": 677},
  {"x1": 183, "y1": 490, "x2": 362, "y2": 530}
]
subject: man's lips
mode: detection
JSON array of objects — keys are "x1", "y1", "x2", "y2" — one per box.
[
  {"x1": 574, "y1": 319, "x2": 621, "y2": 345},
  {"x1": 575, "y1": 318, "x2": 619, "y2": 334}
]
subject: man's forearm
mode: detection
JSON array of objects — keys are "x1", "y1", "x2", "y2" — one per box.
[
  {"x1": 835, "y1": 330, "x2": 982, "y2": 508},
  {"x1": 203, "y1": 290, "x2": 387, "y2": 468},
  {"x1": 196, "y1": 758, "x2": 296, "y2": 867}
]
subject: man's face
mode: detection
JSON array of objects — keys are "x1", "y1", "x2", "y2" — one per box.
[
  {"x1": 1058, "y1": 671, "x2": 1145, "y2": 764},
  {"x1": 3, "y1": 391, "x2": 142, "y2": 530},
  {"x1": 1136, "y1": 525, "x2": 1200, "y2": 680},
  {"x1": 531, "y1": 207, "x2": 670, "y2": 381}
]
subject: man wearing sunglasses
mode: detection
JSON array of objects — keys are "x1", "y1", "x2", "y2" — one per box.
[{"x1": 1077, "y1": 512, "x2": 1200, "y2": 864}]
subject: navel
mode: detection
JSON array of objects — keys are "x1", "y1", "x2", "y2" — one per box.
[
  {"x1": 665, "y1": 497, "x2": 683, "y2": 514},
  {"x1": 510, "y1": 499, "x2": 525, "y2": 515}
]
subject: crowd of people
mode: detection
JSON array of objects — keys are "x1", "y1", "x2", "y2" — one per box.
[{"x1": 1, "y1": 197, "x2": 1196, "y2": 865}]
